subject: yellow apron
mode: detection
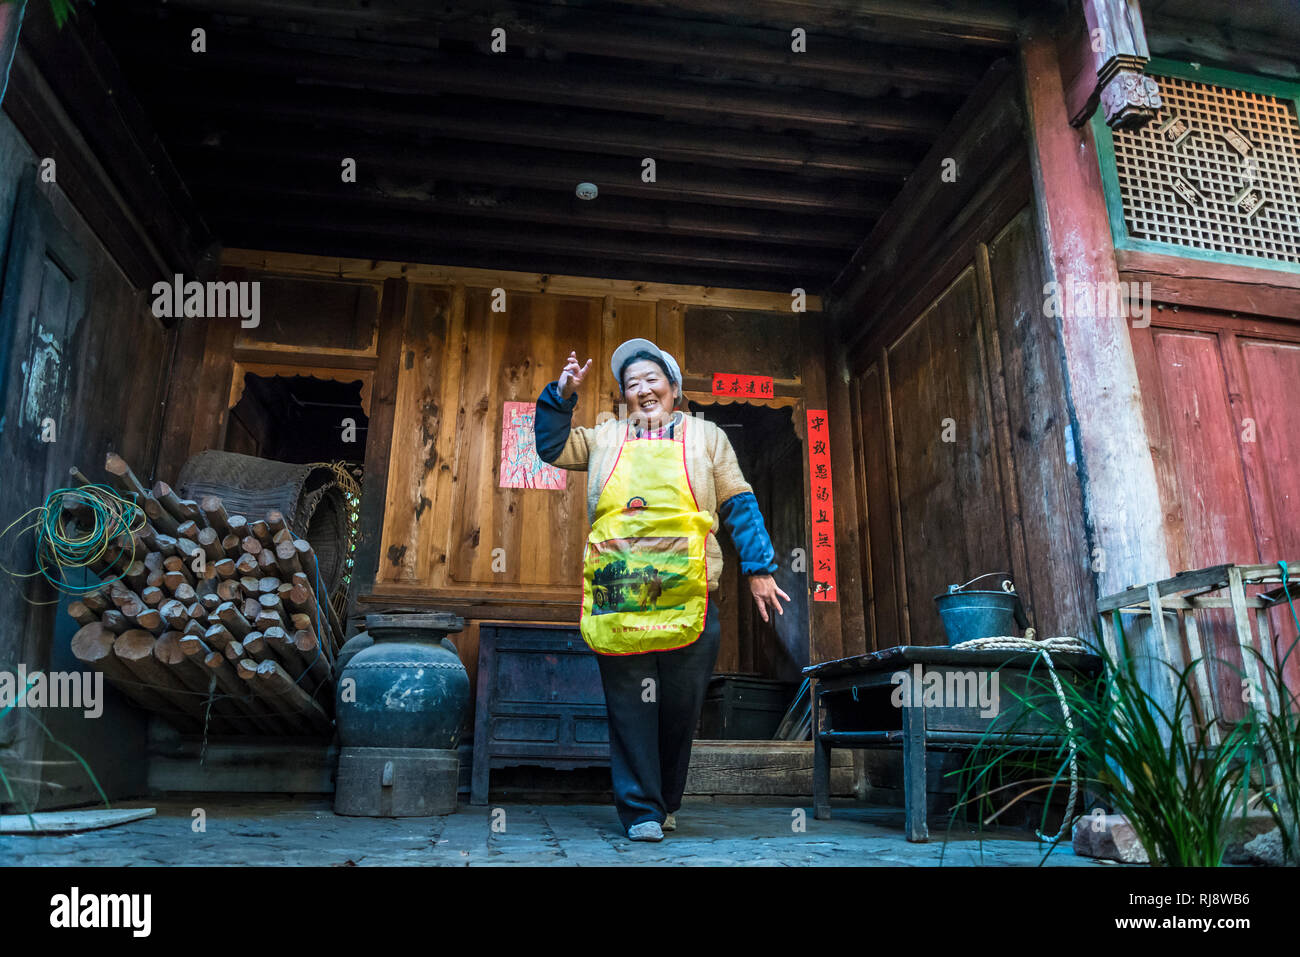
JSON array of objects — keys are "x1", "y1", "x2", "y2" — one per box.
[{"x1": 580, "y1": 416, "x2": 712, "y2": 655}]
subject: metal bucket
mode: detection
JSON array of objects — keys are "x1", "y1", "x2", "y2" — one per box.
[{"x1": 934, "y1": 589, "x2": 1027, "y2": 646}]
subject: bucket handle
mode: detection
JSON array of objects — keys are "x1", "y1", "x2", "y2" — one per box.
[{"x1": 951, "y1": 572, "x2": 1016, "y2": 594}]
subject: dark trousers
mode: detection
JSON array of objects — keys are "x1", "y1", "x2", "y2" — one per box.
[{"x1": 595, "y1": 597, "x2": 721, "y2": 831}]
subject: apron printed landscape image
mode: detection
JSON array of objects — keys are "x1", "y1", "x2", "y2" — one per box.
[{"x1": 587, "y1": 537, "x2": 695, "y2": 614}]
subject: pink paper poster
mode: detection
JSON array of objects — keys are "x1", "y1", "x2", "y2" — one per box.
[{"x1": 500, "y1": 401, "x2": 567, "y2": 490}]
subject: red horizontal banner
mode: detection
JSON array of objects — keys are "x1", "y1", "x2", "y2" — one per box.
[
  {"x1": 711, "y1": 373, "x2": 774, "y2": 398},
  {"x1": 806, "y1": 409, "x2": 837, "y2": 602}
]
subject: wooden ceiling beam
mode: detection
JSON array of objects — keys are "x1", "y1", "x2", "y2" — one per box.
[
  {"x1": 220, "y1": 228, "x2": 834, "y2": 293},
  {"x1": 626, "y1": 0, "x2": 1022, "y2": 48},
  {"x1": 115, "y1": 0, "x2": 994, "y2": 95},
  {"x1": 827, "y1": 59, "x2": 1023, "y2": 321},
  {"x1": 110, "y1": 27, "x2": 954, "y2": 139},
  {"x1": 208, "y1": 206, "x2": 848, "y2": 276},
  {"x1": 117, "y1": 0, "x2": 1020, "y2": 49},
  {"x1": 182, "y1": 176, "x2": 873, "y2": 250},
  {"x1": 167, "y1": 135, "x2": 894, "y2": 216},
  {"x1": 222, "y1": 247, "x2": 825, "y2": 308},
  {"x1": 150, "y1": 85, "x2": 920, "y2": 181}
]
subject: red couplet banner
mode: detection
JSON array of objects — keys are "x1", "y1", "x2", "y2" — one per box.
[{"x1": 805, "y1": 409, "x2": 837, "y2": 602}]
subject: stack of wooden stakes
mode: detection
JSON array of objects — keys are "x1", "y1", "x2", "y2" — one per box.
[{"x1": 64, "y1": 452, "x2": 345, "y2": 737}]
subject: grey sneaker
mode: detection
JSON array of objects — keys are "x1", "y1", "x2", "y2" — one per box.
[
  {"x1": 663, "y1": 813, "x2": 677, "y2": 831},
  {"x1": 627, "y1": 821, "x2": 664, "y2": 842}
]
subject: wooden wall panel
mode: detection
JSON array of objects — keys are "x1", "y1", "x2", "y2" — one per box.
[
  {"x1": 377, "y1": 283, "x2": 454, "y2": 584},
  {"x1": 1132, "y1": 326, "x2": 1263, "y2": 720},
  {"x1": 853, "y1": 364, "x2": 900, "y2": 650},
  {"x1": 839, "y1": 103, "x2": 1097, "y2": 657},
  {"x1": 1145, "y1": 330, "x2": 1259, "y2": 573},
  {"x1": 1237, "y1": 339, "x2": 1300, "y2": 693},
  {"x1": 449, "y1": 289, "x2": 602, "y2": 589},
  {"x1": 984, "y1": 209, "x2": 1093, "y2": 638},
  {"x1": 0, "y1": 133, "x2": 174, "y2": 808},
  {"x1": 1237, "y1": 339, "x2": 1300, "y2": 561},
  {"x1": 234, "y1": 273, "x2": 380, "y2": 354},
  {"x1": 886, "y1": 268, "x2": 1011, "y2": 645},
  {"x1": 683, "y1": 308, "x2": 803, "y2": 381}
]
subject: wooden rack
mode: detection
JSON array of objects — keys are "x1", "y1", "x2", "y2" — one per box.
[{"x1": 1098, "y1": 562, "x2": 1300, "y2": 746}]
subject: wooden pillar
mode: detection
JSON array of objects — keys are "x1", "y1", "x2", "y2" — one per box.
[
  {"x1": 349, "y1": 277, "x2": 408, "y2": 621},
  {"x1": 799, "y1": 312, "x2": 844, "y2": 664},
  {"x1": 1019, "y1": 27, "x2": 1173, "y2": 616},
  {"x1": 821, "y1": 315, "x2": 865, "y2": 659}
]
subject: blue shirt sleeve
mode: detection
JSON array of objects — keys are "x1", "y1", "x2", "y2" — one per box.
[
  {"x1": 534, "y1": 380, "x2": 578, "y2": 464},
  {"x1": 718, "y1": 492, "x2": 779, "y2": 576}
]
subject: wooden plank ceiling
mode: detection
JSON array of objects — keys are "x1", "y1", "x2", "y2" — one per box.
[{"x1": 92, "y1": 0, "x2": 1021, "y2": 293}]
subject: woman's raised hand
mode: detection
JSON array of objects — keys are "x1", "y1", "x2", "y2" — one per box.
[{"x1": 558, "y1": 350, "x2": 593, "y2": 400}]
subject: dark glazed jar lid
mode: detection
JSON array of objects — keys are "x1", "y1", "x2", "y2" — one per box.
[{"x1": 365, "y1": 611, "x2": 465, "y2": 636}]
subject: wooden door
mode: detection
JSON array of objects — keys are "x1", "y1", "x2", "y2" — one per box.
[
  {"x1": 0, "y1": 172, "x2": 89, "y2": 803},
  {"x1": 1131, "y1": 308, "x2": 1300, "y2": 703}
]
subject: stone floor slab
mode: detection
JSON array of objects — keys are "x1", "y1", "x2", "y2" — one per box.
[{"x1": 0, "y1": 795, "x2": 1112, "y2": 867}]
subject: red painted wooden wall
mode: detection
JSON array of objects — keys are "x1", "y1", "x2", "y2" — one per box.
[{"x1": 1132, "y1": 306, "x2": 1300, "y2": 713}]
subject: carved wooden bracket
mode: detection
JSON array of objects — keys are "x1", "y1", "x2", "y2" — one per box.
[{"x1": 1070, "y1": 0, "x2": 1162, "y2": 130}]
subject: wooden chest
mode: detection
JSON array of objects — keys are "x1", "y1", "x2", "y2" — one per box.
[{"x1": 470, "y1": 623, "x2": 610, "y2": 804}]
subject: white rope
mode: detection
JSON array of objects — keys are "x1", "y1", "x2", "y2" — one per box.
[{"x1": 951, "y1": 629, "x2": 1085, "y2": 843}]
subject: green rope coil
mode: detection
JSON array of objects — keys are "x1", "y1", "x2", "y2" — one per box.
[{"x1": 0, "y1": 484, "x2": 144, "y2": 597}]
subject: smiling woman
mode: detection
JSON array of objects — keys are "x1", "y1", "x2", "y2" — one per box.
[{"x1": 533, "y1": 337, "x2": 788, "y2": 843}]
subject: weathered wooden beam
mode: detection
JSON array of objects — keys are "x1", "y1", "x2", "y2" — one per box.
[
  {"x1": 160, "y1": 85, "x2": 919, "y2": 180},
  {"x1": 170, "y1": 134, "x2": 893, "y2": 218},
  {"x1": 636, "y1": 0, "x2": 1019, "y2": 48},
  {"x1": 183, "y1": 175, "x2": 873, "y2": 252},
  {"x1": 826, "y1": 59, "x2": 1022, "y2": 340},
  {"x1": 1096, "y1": 564, "x2": 1233, "y2": 613},
  {"x1": 120, "y1": 30, "x2": 954, "y2": 139},
  {"x1": 1070, "y1": 0, "x2": 1161, "y2": 129},
  {"x1": 1115, "y1": 249, "x2": 1300, "y2": 322},
  {"x1": 206, "y1": 208, "x2": 851, "y2": 279},
  {"x1": 222, "y1": 248, "x2": 823, "y2": 311},
  {"x1": 1145, "y1": 14, "x2": 1300, "y2": 81},
  {"x1": 222, "y1": 227, "x2": 833, "y2": 295},
  {"x1": 122, "y1": 0, "x2": 993, "y2": 92}
]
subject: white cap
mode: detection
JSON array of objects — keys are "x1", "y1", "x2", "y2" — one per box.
[{"x1": 610, "y1": 338, "x2": 682, "y2": 389}]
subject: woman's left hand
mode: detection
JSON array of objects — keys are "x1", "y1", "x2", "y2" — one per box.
[{"x1": 748, "y1": 574, "x2": 791, "y2": 623}]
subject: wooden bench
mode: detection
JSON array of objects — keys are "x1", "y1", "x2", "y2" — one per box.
[{"x1": 805, "y1": 645, "x2": 1102, "y2": 841}]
